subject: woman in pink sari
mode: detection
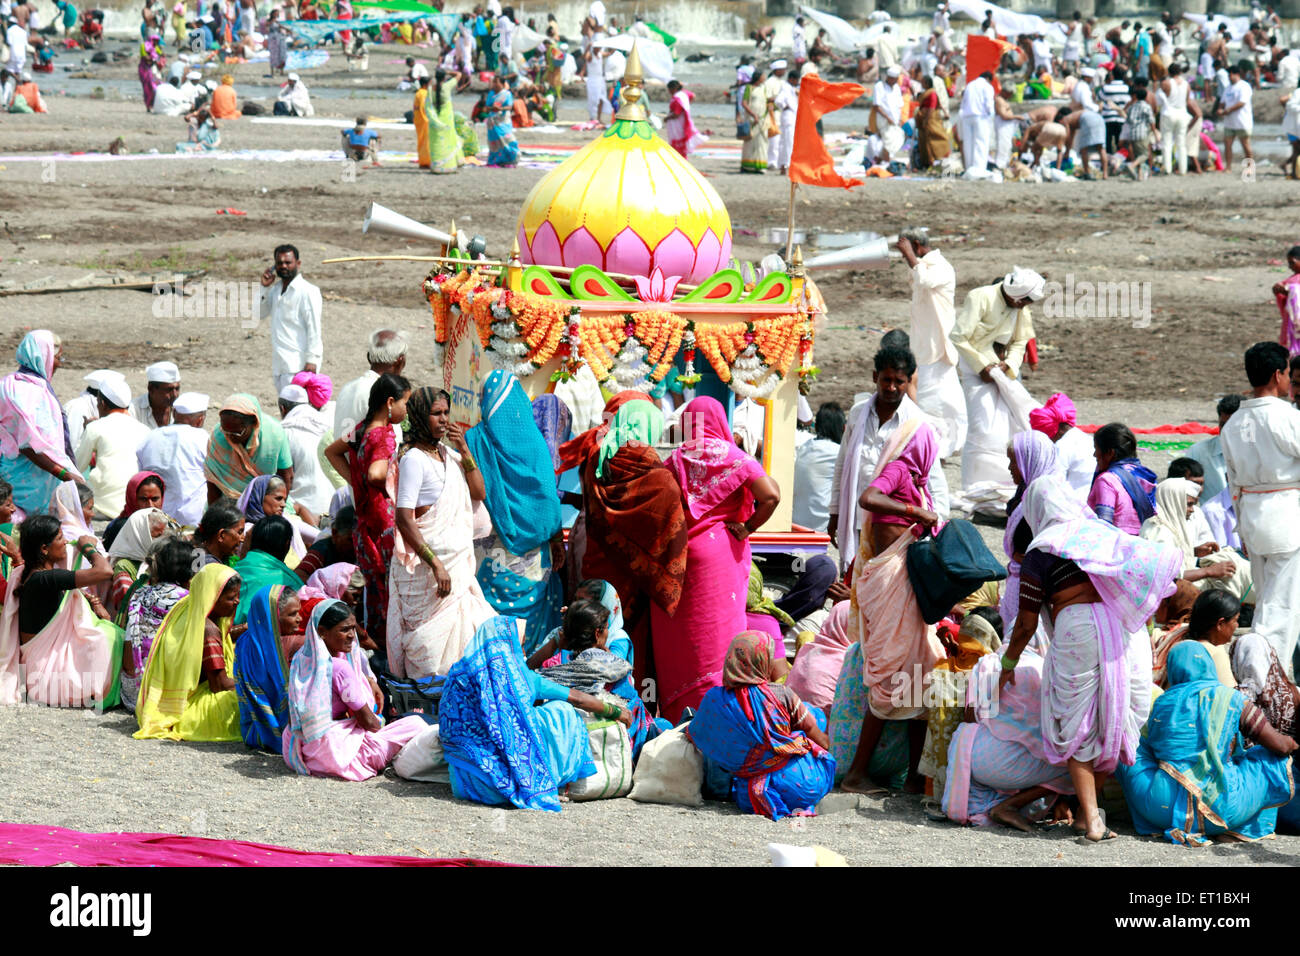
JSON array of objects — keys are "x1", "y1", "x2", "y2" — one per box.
[
  {"x1": 785, "y1": 600, "x2": 851, "y2": 711},
  {"x1": 664, "y1": 79, "x2": 705, "y2": 157},
  {"x1": 1274, "y1": 245, "x2": 1300, "y2": 357},
  {"x1": 651, "y1": 397, "x2": 779, "y2": 723},
  {"x1": 840, "y1": 419, "x2": 944, "y2": 795}
]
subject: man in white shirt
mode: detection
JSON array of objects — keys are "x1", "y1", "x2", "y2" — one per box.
[
  {"x1": 151, "y1": 79, "x2": 189, "y2": 115},
  {"x1": 278, "y1": 383, "x2": 335, "y2": 515},
  {"x1": 764, "y1": 60, "x2": 788, "y2": 168},
  {"x1": 872, "y1": 65, "x2": 905, "y2": 164},
  {"x1": 950, "y1": 267, "x2": 1043, "y2": 491},
  {"x1": 874, "y1": 24, "x2": 899, "y2": 71},
  {"x1": 898, "y1": 230, "x2": 964, "y2": 458},
  {"x1": 276, "y1": 72, "x2": 314, "y2": 116},
  {"x1": 64, "y1": 369, "x2": 114, "y2": 450},
  {"x1": 828, "y1": 346, "x2": 951, "y2": 571},
  {"x1": 1221, "y1": 342, "x2": 1300, "y2": 674},
  {"x1": 257, "y1": 243, "x2": 323, "y2": 394},
  {"x1": 585, "y1": 33, "x2": 611, "y2": 124},
  {"x1": 793, "y1": 401, "x2": 844, "y2": 532},
  {"x1": 959, "y1": 70, "x2": 995, "y2": 174},
  {"x1": 1072, "y1": 67, "x2": 1098, "y2": 112},
  {"x1": 1183, "y1": 394, "x2": 1240, "y2": 501},
  {"x1": 75, "y1": 373, "x2": 151, "y2": 519},
  {"x1": 334, "y1": 328, "x2": 408, "y2": 441},
  {"x1": 1278, "y1": 48, "x2": 1300, "y2": 90},
  {"x1": 791, "y1": 15, "x2": 806, "y2": 63},
  {"x1": 178, "y1": 69, "x2": 204, "y2": 106},
  {"x1": 5, "y1": 18, "x2": 27, "y2": 75},
  {"x1": 1220, "y1": 60, "x2": 1253, "y2": 172},
  {"x1": 129, "y1": 360, "x2": 180, "y2": 430},
  {"x1": 138, "y1": 391, "x2": 211, "y2": 528},
  {"x1": 1030, "y1": 34, "x2": 1051, "y2": 75},
  {"x1": 774, "y1": 70, "x2": 798, "y2": 173}
]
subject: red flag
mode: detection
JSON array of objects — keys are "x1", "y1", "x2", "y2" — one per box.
[{"x1": 788, "y1": 74, "x2": 865, "y2": 190}]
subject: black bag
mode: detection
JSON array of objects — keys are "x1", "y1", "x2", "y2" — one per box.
[{"x1": 905, "y1": 519, "x2": 1007, "y2": 625}]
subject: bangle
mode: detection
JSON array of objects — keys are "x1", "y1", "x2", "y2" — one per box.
[
  {"x1": 461, "y1": 456, "x2": 478, "y2": 473},
  {"x1": 601, "y1": 703, "x2": 621, "y2": 720},
  {"x1": 57, "y1": 467, "x2": 68, "y2": 481},
  {"x1": 1000, "y1": 654, "x2": 1018, "y2": 672},
  {"x1": 905, "y1": 504, "x2": 915, "y2": 516}
]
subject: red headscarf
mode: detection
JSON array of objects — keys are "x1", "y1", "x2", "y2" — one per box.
[
  {"x1": 116, "y1": 471, "x2": 166, "y2": 521},
  {"x1": 665, "y1": 396, "x2": 766, "y2": 520},
  {"x1": 555, "y1": 390, "x2": 654, "y2": 474},
  {"x1": 1028, "y1": 392, "x2": 1076, "y2": 437},
  {"x1": 291, "y1": 371, "x2": 334, "y2": 411}
]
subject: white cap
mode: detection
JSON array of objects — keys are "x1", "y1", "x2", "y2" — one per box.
[
  {"x1": 186, "y1": 69, "x2": 201, "y2": 80},
  {"x1": 287, "y1": 72, "x2": 300, "y2": 81},
  {"x1": 144, "y1": 360, "x2": 180, "y2": 384},
  {"x1": 97, "y1": 373, "x2": 131, "y2": 409},
  {"x1": 1080, "y1": 67, "x2": 1096, "y2": 78},
  {"x1": 886, "y1": 65, "x2": 902, "y2": 78},
  {"x1": 278, "y1": 384, "x2": 309, "y2": 405},
  {"x1": 770, "y1": 59, "x2": 788, "y2": 70},
  {"x1": 173, "y1": 391, "x2": 209, "y2": 415},
  {"x1": 83, "y1": 369, "x2": 116, "y2": 389}
]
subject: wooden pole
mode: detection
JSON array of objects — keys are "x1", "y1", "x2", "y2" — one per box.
[{"x1": 785, "y1": 180, "x2": 797, "y2": 263}]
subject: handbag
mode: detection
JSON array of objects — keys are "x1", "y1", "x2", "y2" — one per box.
[
  {"x1": 766, "y1": 112, "x2": 779, "y2": 137},
  {"x1": 905, "y1": 519, "x2": 1007, "y2": 625},
  {"x1": 569, "y1": 718, "x2": 634, "y2": 801}
]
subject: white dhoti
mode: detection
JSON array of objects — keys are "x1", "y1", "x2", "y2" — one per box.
[
  {"x1": 879, "y1": 118, "x2": 905, "y2": 158},
  {"x1": 958, "y1": 358, "x2": 1014, "y2": 490},
  {"x1": 1246, "y1": 547, "x2": 1300, "y2": 677},
  {"x1": 585, "y1": 76, "x2": 611, "y2": 121},
  {"x1": 779, "y1": 113, "x2": 796, "y2": 169},
  {"x1": 916, "y1": 360, "x2": 967, "y2": 458},
  {"x1": 960, "y1": 115, "x2": 991, "y2": 171},
  {"x1": 768, "y1": 125, "x2": 781, "y2": 166},
  {"x1": 994, "y1": 119, "x2": 1016, "y2": 168}
]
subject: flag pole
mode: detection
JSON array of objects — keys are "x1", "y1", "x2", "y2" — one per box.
[{"x1": 785, "y1": 179, "x2": 797, "y2": 263}]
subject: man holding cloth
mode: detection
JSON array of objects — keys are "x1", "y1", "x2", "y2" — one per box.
[
  {"x1": 257, "y1": 243, "x2": 323, "y2": 394},
  {"x1": 1222, "y1": 342, "x2": 1300, "y2": 676},
  {"x1": 130, "y1": 360, "x2": 180, "y2": 429},
  {"x1": 950, "y1": 267, "x2": 1044, "y2": 491}
]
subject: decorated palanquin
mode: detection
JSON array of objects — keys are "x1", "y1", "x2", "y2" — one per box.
[{"x1": 422, "y1": 43, "x2": 825, "y2": 539}]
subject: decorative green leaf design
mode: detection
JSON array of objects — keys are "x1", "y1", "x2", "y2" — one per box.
[
  {"x1": 679, "y1": 269, "x2": 744, "y2": 303},
  {"x1": 569, "y1": 264, "x2": 636, "y2": 301}
]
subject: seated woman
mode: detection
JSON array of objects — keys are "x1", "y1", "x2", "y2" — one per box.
[
  {"x1": 390, "y1": 386, "x2": 493, "y2": 679},
  {"x1": 919, "y1": 607, "x2": 1003, "y2": 791},
  {"x1": 439, "y1": 615, "x2": 632, "y2": 811},
  {"x1": 120, "y1": 536, "x2": 195, "y2": 713},
  {"x1": 193, "y1": 500, "x2": 246, "y2": 569},
  {"x1": 0, "y1": 514, "x2": 121, "y2": 708},
  {"x1": 282, "y1": 599, "x2": 433, "y2": 780},
  {"x1": 134, "y1": 564, "x2": 243, "y2": 741},
  {"x1": 233, "y1": 515, "x2": 301, "y2": 626},
  {"x1": 237, "y1": 473, "x2": 314, "y2": 564},
  {"x1": 105, "y1": 507, "x2": 169, "y2": 618},
  {"x1": 943, "y1": 643, "x2": 1074, "y2": 830},
  {"x1": 102, "y1": 471, "x2": 165, "y2": 550},
  {"x1": 1150, "y1": 578, "x2": 1199, "y2": 687},
  {"x1": 204, "y1": 393, "x2": 294, "y2": 506},
  {"x1": 527, "y1": 593, "x2": 668, "y2": 758},
  {"x1": 1117, "y1": 641, "x2": 1296, "y2": 846},
  {"x1": 686, "y1": 631, "x2": 836, "y2": 820},
  {"x1": 1087, "y1": 422, "x2": 1156, "y2": 535},
  {"x1": 305, "y1": 562, "x2": 359, "y2": 602},
  {"x1": 234, "y1": 584, "x2": 304, "y2": 752},
  {"x1": 1182, "y1": 588, "x2": 1239, "y2": 688},
  {"x1": 1140, "y1": 477, "x2": 1250, "y2": 601},
  {"x1": 786, "y1": 601, "x2": 852, "y2": 712},
  {"x1": 1222, "y1": 591, "x2": 1299, "y2": 740}
]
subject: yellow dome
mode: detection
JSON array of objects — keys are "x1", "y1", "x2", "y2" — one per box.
[{"x1": 515, "y1": 45, "x2": 732, "y2": 284}]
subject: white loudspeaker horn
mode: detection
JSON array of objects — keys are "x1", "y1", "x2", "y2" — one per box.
[
  {"x1": 803, "y1": 237, "x2": 895, "y2": 272},
  {"x1": 362, "y1": 202, "x2": 453, "y2": 245}
]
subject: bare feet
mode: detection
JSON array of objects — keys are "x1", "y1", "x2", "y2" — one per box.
[
  {"x1": 990, "y1": 801, "x2": 1034, "y2": 833},
  {"x1": 902, "y1": 773, "x2": 926, "y2": 795},
  {"x1": 840, "y1": 773, "x2": 887, "y2": 796}
]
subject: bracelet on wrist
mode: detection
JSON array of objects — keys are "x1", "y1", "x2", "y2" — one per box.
[
  {"x1": 1000, "y1": 654, "x2": 1019, "y2": 672},
  {"x1": 462, "y1": 456, "x2": 478, "y2": 473}
]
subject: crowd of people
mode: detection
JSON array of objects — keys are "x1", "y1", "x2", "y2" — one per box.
[{"x1": 3, "y1": 224, "x2": 1300, "y2": 848}]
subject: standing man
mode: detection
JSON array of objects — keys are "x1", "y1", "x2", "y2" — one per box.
[
  {"x1": 874, "y1": 23, "x2": 899, "y2": 73},
  {"x1": 775, "y1": 70, "x2": 798, "y2": 174},
  {"x1": 333, "y1": 328, "x2": 407, "y2": 442},
  {"x1": 872, "y1": 65, "x2": 905, "y2": 167},
  {"x1": 828, "y1": 345, "x2": 950, "y2": 572},
  {"x1": 950, "y1": 267, "x2": 1043, "y2": 492},
  {"x1": 898, "y1": 229, "x2": 965, "y2": 459},
  {"x1": 257, "y1": 243, "x2": 323, "y2": 395},
  {"x1": 137, "y1": 391, "x2": 211, "y2": 528},
  {"x1": 959, "y1": 69, "x2": 995, "y2": 174},
  {"x1": 764, "y1": 59, "x2": 787, "y2": 171},
  {"x1": 1220, "y1": 60, "x2": 1254, "y2": 173},
  {"x1": 791, "y1": 15, "x2": 806, "y2": 65},
  {"x1": 129, "y1": 360, "x2": 180, "y2": 429},
  {"x1": 1221, "y1": 343, "x2": 1300, "y2": 675}
]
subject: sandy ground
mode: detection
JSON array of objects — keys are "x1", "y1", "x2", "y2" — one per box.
[{"x1": 0, "y1": 44, "x2": 1296, "y2": 866}]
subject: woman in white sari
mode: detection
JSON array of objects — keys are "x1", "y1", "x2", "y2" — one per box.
[
  {"x1": 388, "y1": 387, "x2": 494, "y2": 679},
  {"x1": 1139, "y1": 477, "x2": 1252, "y2": 602},
  {"x1": 999, "y1": 474, "x2": 1182, "y2": 841}
]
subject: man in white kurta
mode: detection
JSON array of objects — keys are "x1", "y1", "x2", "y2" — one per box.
[
  {"x1": 829, "y1": 349, "x2": 950, "y2": 572},
  {"x1": 334, "y1": 329, "x2": 408, "y2": 442},
  {"x1": 279, "y1": 384, "x2": 336, "y2": 516},
  {"x1": 764, "y1": 60, "x2": 788, "y2": 168},
  {"x1": 1183, "y1": 394, "x2": 1241, "y2": 502},
  {"x1": 137, "y1": 392, "x2": 211, "y2": 528},
  {"x1": 257, "y1": 244, "x2": 324, "y2": 395},
  {"x1": 775, "y1": 71, "x2": 798, "y2": 171},
  {"x1": 64, "y1": 369, "x2": 114, "y2": 450},
  {"x1": 1221, "y1": 343, "x2": 1300, "y2": 675},
  {"x1": 129, "y1": 360, "x2": 180, "y2": 430},
  {"x1": 950, "y1": 267, "x2": 1042, "y2": 492},
  {"x1": 872, "y1": 67, "x2": 905, "y2": 162},
  {"x1": 75, "y1": 375, "x2": 151, "y2": 520},
  {"x1": 959, "y1": 70, "x2": 994, "y2": 173},
  {"x1": 898, "y1": 231, "x2": 964, "y2": 458}
]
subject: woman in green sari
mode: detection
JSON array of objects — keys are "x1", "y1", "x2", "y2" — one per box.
[
  {"x1": 233, "y1": 515, "x2": 301, "y2": 626},
  {"x1": 427, "y1": 70, "x2": 461, "y2": 174}
]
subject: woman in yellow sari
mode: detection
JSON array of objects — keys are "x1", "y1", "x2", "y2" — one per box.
[
  {"x1": 413, "y1": 75, "x2": 431, "y2": 169},
  {"x1": 427, "y1": 70, "x2": 461, "y2": 174},
  {"x1": 134, "y1": 564, "x2": 243, "y2": 742},
  {"x1": 740, "y1": 69, "x2": 769, "y2": 174}
]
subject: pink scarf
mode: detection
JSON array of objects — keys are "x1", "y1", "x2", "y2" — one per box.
[{"x1": 665, "y1": 397, "x2": 766, "y2": 520}]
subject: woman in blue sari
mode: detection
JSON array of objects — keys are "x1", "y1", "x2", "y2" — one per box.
[
  {"x1": 0, "y1": 331, "x2": 78, "y2": 517},
  {"x1": 1118, "y1": 641, "x2": 1296, "y2": 846},
  {"x1": 686, "y1": 631, "x2": 836, "y2": 820},
  {"x1": 233, "y1": 584, "x2": 304, "y2": 752},
  {"x1": 439, "y1": 615, "x2": 631, "y2": 811},
  {"x1": 484, "y1": 74, "x2": 519, "y2": 167},
  {"x1": 467, "y1": 371, "x2": 565, "y2": 650}
]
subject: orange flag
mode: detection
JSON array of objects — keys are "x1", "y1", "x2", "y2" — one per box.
[
  {"x1": 965, "y1": 35, "x2": 1017, "y2": 84},
  {"x1": 788, "y1": 74, "x2": 866, "y2": 190}
]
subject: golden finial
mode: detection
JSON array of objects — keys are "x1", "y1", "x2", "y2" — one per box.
[
  {"x1": 509, "y1": 235, "x2": 521, "y2": 260},
  {"x1": 790, "y1": 245, "x2": 805, "y2": 275},
  {"x1": 614, "y1": 41, "x2": 648, "y2": 122}
]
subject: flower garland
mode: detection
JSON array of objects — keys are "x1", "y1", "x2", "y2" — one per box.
[
  {"x1": 551, "y1": 309, "x2": 583, "y2": 383},
  {"x1": 797, "y1": 319, "x2": 819, "y2": 395},
  {"x1": 576, "y1": 315, "x2": 628, "y2": 384},
  {"x1": 729, "y1": 325, "x2": 782, "y2": 400},
  {"x1": 611, "y1": 317, "x2": 652, "y2": 392}
]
